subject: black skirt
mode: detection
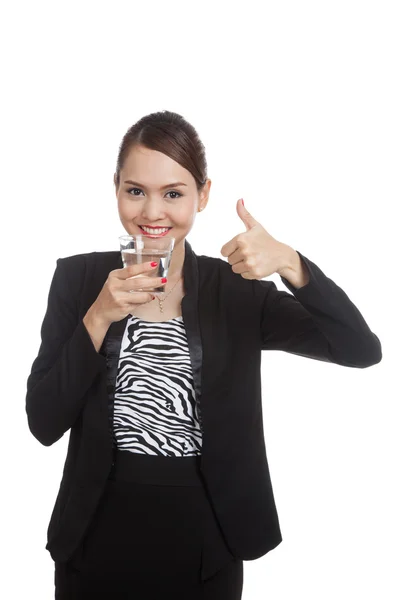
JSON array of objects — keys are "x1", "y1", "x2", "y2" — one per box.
[{"x1": 54, "y1": 450, "x2": 243, "y2": 599}]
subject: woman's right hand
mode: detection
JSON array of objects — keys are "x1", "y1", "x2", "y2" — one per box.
[{"x1": 88, "y1": 261, "x2": 166, "y2": 327}]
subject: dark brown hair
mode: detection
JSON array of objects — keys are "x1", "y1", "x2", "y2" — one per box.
[{"x1": 115, "y1": 110, "x2": 208, "y2": 191}]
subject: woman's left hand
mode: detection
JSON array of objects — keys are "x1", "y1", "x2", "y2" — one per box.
[{"x1": 220, "y1": 199, "x2": 293, "y2": 280}]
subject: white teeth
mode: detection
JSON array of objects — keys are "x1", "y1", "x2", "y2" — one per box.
[{"x1": 141, "y1": 227, "x2": 170, "y2": 234}]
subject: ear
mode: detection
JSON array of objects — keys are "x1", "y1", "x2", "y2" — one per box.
[
  {"x1": 114, "y1": 173, "x2": 119, "y2": 196},
  {"x1": 199, "y1": 178, "x2": 212, "y2": 210}
]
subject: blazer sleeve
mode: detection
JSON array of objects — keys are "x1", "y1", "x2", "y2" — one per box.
[
  {"x1": 255, "y1": 251, "x2": 382, "y2": 368},
  {"x1": 25, "y1": 255, "x2": 107, "y2": 446}
]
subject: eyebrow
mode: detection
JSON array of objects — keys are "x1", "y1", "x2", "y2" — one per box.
[{"x1": 124, "y1": 180, "x2": 188, "y2": 190}]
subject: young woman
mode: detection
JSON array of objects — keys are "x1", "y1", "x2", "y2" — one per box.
[{"x1": 26, "y1": 110, "x2": 382, "y2": 599}]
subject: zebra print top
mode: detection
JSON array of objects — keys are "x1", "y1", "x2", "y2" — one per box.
[{"x1": 113, "y1": 315, "x2": 202, "y2": 457}]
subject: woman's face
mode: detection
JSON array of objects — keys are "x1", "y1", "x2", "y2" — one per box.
[{"x1": 115, "y1": 145, "x2": 210, "y2": 248}]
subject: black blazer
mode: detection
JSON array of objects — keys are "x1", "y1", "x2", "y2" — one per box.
[{"x1": 26, "y1": 240, "x2": 382, "y2": 567}]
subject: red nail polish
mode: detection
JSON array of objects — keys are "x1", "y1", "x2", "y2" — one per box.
[
  {"x1": 161, "y1": 277, "x2": 167, "y2": 283},
  {"x1": 151, "y1": 261, "x2": 158, "y2": 267}
]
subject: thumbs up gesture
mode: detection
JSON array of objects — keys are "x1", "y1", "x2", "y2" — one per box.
[{"x1": 220, "y1": 199, "x2": 293, "y2": 281}]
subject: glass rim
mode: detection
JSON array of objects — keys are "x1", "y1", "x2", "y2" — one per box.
[
  {"x1": 118, "y1": 234, "x2": 174, "y2": 240},
  {"x1": 118, "y1": 235, "x2": 175, "y2": 256}
]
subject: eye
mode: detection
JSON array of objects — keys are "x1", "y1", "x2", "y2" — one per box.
[
  {"x1": 128, "y1": 187, "x2": 143, "y2": 196},
  {"x1": 127, "y1": 187, "x2": 182, "y2": 199},
  {"x1": 166, "y1": 191, "x2": 182, "y2": 199}
]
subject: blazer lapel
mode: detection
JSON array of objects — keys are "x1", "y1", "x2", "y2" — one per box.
[{"x1": 181, "y1": 240, "x2": 204, "y2": 433}]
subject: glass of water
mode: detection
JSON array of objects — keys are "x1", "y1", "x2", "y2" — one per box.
[{"x1": 119, "y1": 234, "x2": 175, "y2": 295}]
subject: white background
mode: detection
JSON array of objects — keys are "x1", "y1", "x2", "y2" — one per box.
[{"x1": 1, "y1": 1, "x2": 398, "y2": 598}]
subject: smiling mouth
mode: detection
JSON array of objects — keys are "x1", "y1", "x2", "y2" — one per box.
[{"x1": 139, "y1": 226, "x2": 172, "y2": 231}]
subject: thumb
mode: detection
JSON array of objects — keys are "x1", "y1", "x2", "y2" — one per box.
[{"x1": 237, "y1": 198, "x2": 259, "y2": 231}]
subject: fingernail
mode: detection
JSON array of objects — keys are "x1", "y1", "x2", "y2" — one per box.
[
  {"x1": 161, "y1": 277, "x2": 167, "y2": 283},
  {"x1": 241, "y1": 198, "x2": 244, "y2": 206},
  {"x1": 150, "y1": 261, "x2": 158, "y2": 267}
]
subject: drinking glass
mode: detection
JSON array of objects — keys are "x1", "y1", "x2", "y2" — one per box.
[{"x1": 119, "y1": 234, "x2": 175, "y2": 295}]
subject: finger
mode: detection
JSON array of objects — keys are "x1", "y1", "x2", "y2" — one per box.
[
  {"x1": 231, "y1": 260, "x2": 251, "y2": 275},
  {"x1": 239, "y1": 271, "x2": 254, "y2": 280},
  {"x1": 220, "y1": 235, "x2": 241, "y2": 258},
  {"x1": 113, "y1": 261, "x2": 159, "y2": 279},
  {"x1": 226, "y1": 246, "x2": 246, "y2": 266},
  {"x1": 236, "y1": 199, "x2": 260, "y2": 231},
  {"x1": 126, "y1": 291, "x2": 156, "y2": 305},
  {"x1": 122, "y1": 276, "x2": 167, "y2": 292}
]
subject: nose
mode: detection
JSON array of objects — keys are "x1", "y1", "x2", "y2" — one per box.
[{"x1": 140, "y1": 198, "x2": 167, "y2": 222}]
